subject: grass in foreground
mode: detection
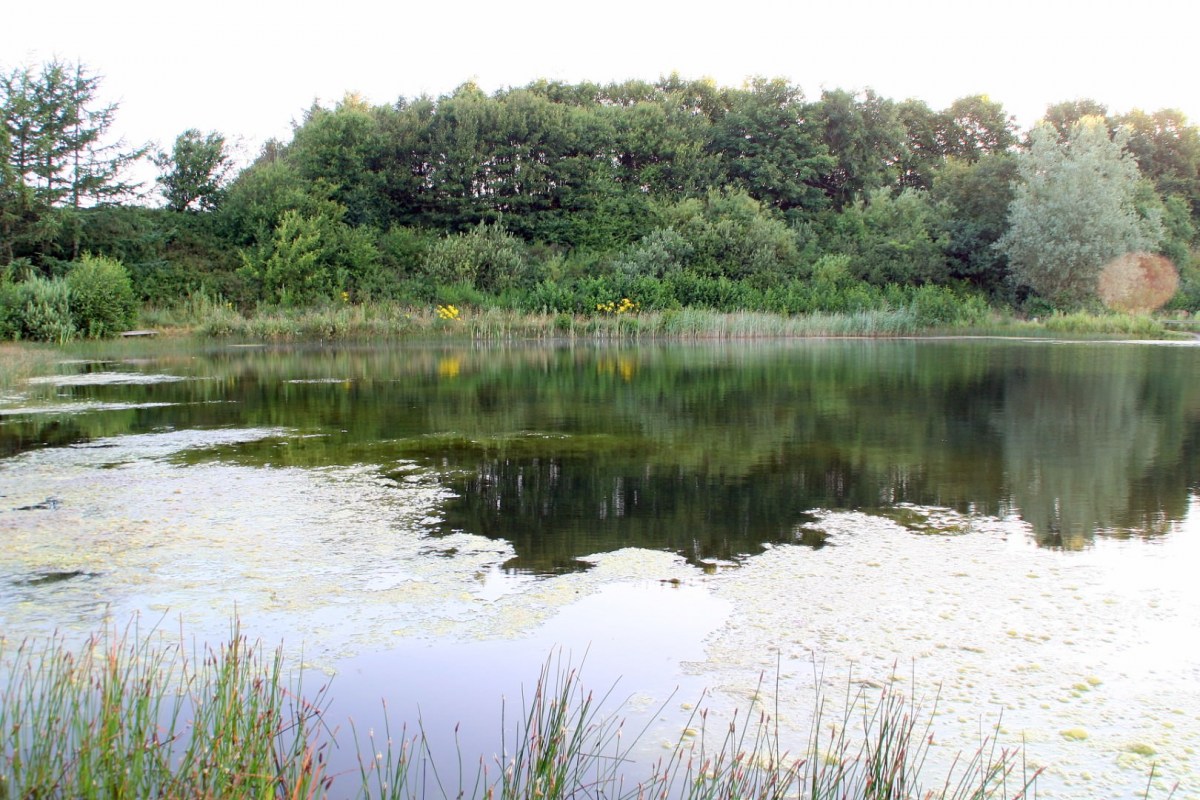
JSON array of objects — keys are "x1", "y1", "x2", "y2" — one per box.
[{"x1": 0, "y1": 622, "x2": 1176, "y2": 799}]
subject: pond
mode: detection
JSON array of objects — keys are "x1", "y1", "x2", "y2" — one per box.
[{"x1": 1, "y1": 337, "x2": 1198, "y2": 797}]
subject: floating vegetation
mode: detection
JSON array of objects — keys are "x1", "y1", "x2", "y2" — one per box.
[
  {"x1": 25, "y1": 372, "x2": 189, "y2": 387},
  {"x1": 0, "y1": 401, "x2": 177, "y2": 417},
  {"x1": 871, "y1": 503, "x2": 978, "y2": 535}
]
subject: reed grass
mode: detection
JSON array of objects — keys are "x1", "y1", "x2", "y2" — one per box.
[
  {"x1": 177, "y1": 304, "x2": 938, "y2": 342},
  {"x1": 0, "y1": 343, "x2": 60, "y2": 392},
  {"x1": 152, "y1": 299, "x2": 1179, "y2": 342},
  {"x1": 0, "y1": 619, "x2": 331, "y2": 799},
  {"x1": 2, "y1": 622, "x2": 1178, "y2": 799}
]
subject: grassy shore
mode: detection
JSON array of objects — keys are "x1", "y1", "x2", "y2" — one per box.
[
  {"x1": 0, "y1": 622, "x2": 1054, "y2": 800},
  {"x1": 0, "y1": 343, "x2": 63, "y2": 392},
  {"x1": 133, "y1": 297, "x2": 1186, "y2": 343}
]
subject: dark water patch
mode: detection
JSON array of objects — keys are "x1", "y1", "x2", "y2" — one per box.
[
  {"x1": 18, "y1": 569, "x2": 95, "y2": 586},
  {"x1": 14, "y1": 497, "x2": 61, "y2": 511}
]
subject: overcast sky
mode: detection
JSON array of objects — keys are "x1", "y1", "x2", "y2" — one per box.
[{"x1": 3, "y1": 0, "x2": 1196, "y2": 167}]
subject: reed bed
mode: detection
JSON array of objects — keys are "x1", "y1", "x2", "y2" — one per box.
[
  {"x1": 180, "y1": 304, "x2": 946, "y2": 342},
  {"x1": 0, "y1": 343, "x2": 60, "y2": 393},
  {"x1": 0, "y1": 620, "x2": 331, "y2": 799},
  {"x1": 147, "y1": 300, "x2": 1177, "y2": 342},
  {"x1": 0, "y1": 621, "x2": 1071, "y2": 800}
]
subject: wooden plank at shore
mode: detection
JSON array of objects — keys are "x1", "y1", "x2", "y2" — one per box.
[{"x1": 120, "y1": 329, "x2": 158, "y2": 337}]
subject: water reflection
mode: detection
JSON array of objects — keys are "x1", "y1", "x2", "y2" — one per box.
[{"x1": 2, "y1": 340, "x2": 1197, "y2": 567}]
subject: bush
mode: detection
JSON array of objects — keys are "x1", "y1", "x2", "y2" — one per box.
[
  {"x1": 66, "y1": 254, "x2": 138, "y2": 337},
  {"x1": 421, "y1": 223, "x2": 529, "y2": 293},
  {"x1": 7, "y1": 276, "x2": 77, "y2": 343}
]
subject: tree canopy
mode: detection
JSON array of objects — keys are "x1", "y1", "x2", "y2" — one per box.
[
  {"x1": 3, "y1": 62, "x2": 1200, "y2": 326},
  {"x1": 998, "y1": 117, "x2": 1163, "y2": 308}
]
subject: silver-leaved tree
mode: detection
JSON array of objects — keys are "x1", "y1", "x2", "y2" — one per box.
[{"x1": 999, "y1": 116, "x2": 1162, "y2": 309}]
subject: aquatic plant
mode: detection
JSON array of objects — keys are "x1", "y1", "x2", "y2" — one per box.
[
  {"x1": 0, "y1": 619, "x2": 331, "y2": 799},
  {"x1": 1, "y1": 621, "x2": 1178, "y2": 799}
]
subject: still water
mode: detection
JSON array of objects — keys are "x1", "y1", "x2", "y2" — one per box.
[{"x1": 1, "y1": 337, "x2": 1198, "y2": 796}]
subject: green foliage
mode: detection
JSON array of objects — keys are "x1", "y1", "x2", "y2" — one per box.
[
  {"x1": 837, "y1": 187, "x2": 951, "y2": 286},
  {"x1": 932, "y1": 154, "x2": 1018, "y2": 294},
  {"x1": 811, "y1": 88, "x2": 909, "y2": 209},
  {"x1": 376, "y1": 224, "x2": 437, "y2": 282},
  {"x1": 612, "y1": 227, "x2": 693, "y2": 280},
  {"x1": 708, "y1": 77, "x2": 833, "y2": 212},
  {"x1": 239, "y1": 202, "x2": 382, "y2": 306},
  {"x1": 906, "y1": 283, "x2": 990, "y2": 326},
  {"x1": 217, "y1": 159, "x2": 322, "y2": 247},
  {"x1": 287, "y1": 95, "x2": 385, "y2": 227},
  {"x1": 999, "y1": 117, "x2": 1164, "y2": 308},
  {"x1": 1041, "y1": 99, "x2": 1111, "y2": 142},
  {"x1": 0, "y1": 281, "x2": 21, "y2": 339},
  {"x1": 0, "y1": 60, "x2": 147, "y2": 268},
  {"x1": 421, "y1": 222, "x2": 528, "y2": 293},
  {"x1": 0, "y1": 274, "x2": 76, "y2": 342},
  {"x1": 154, "y1": 128, "x2": 234, "y2": 212},
  {"x1": 938, "y1": 94, "x2": 1018, "y2": 161},
  {"x1": 1157, "y1": 194, "x2": 1196, "y2": 271},
  {"x1": 1117, "y1": 108, "x2": 1200, "y2": 215},
  {"x1": 653, "y1": 188, "x2": 802, "y2": 286},
  {"x1": 66, "y1": 253, "x2": 137, "y2": 337}
]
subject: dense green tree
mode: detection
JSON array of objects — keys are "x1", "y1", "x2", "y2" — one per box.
[
  {"x1": 154, "y1": 129, "x2": 234, "y2": 212},
  {"x1": 708, "y1": 77, "x2": 832, "y2": 213},
  {"x1": 0, "y1": 61, "x2": 145, "y2": 210},
  {"x1": 1041, "y1": 99, "x2": 1111, "y2": 142},
  {"x1": 287, "y1": 94, "x2": 386, "y2": 226},
  {"x1": 65, "y1": 252, "x2": 136, "y2": 337},
  {"x1": 238, "y1": 199, "x2": 381, "y2": 305},
  {"x1": 651, "y1": 188, "x2": 801, "y2": 286},
  {"x1": 998, "y1": 117, "x2": 1163, "y2": 308},
  {"x1": 421, "y1": 222, "x2": 528, "y2": 293},
  {"x1": 217, "y1": 157, "x2": 324, "y2": 246},
  {"x1": 938, "y1": 95, "x2": 1017, "y2": 161},
  {"x1": 0, "y1": 60, "x2": 146, "y2": 265},
  {"x1": 1116, "y1": 108, "x2": 1200, "y2": 217},
  {"x1": 835, "y1": 188, "x2": 951, "y2": 286},
  {"x1": 932, "y1": 154, "x2": 1018, "y2": 293},
  {"x1": 811, "y1": 88, "x2": 909, "y2": 209},
  {"x1": 896, "y1": 98, "x2": 944, "y2": 190}
]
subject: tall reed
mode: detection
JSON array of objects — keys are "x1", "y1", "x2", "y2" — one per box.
[
  {"x1": 5, "y1": 621, "x2": 1178, "y2": 799},
  {"x1": 0, "y1": 619, "x2": 330, "y2": 799}
]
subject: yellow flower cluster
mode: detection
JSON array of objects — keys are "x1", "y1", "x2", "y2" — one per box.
[
  {"x1": 595, "y1": 298, "x2": 638, "y2": 315},
  {"x1": 435, "y1": 304, "x2": 461, "y2": 321}
]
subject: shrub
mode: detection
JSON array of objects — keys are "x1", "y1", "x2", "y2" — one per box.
[
  {"x1": 0, "y1": 282, "x2": 21, "y2": 339},
  {"x1": 10, "y1": 276, "x2": 77, "y2": 343},
  {"x1": 66, "y1": 254, "x2": 138, "y2": 337},
  {"x1": 421, "y1": 223, "x2": 528, "y2": 293}
]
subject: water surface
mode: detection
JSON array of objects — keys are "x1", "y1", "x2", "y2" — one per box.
[{"x1": 1, "y1": 338, "x2": 1197, "y2": 797}]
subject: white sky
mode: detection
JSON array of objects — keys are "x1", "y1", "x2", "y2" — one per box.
[{"x1": 3, "y1": 0, "x2": 1197, "y2": 170}]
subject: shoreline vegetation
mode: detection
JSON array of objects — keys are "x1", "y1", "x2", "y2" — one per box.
[
  {"x1": 0, "y1": 621, "x2": 1056, "y2": 800},
  {"x1": 4, "y1": 65, "x2": 1200, "y2": 350},
  {"x1": 0, "y1": 304, "x2": 1189, "y2": 393},
  {"x1": 164, "y1": 302, "x2": 1189, "y2": 343}
]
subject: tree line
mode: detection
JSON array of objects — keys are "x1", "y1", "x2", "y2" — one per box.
[{"x1": 3, "y1": 61, "x2": 1199, "y2": 339}]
